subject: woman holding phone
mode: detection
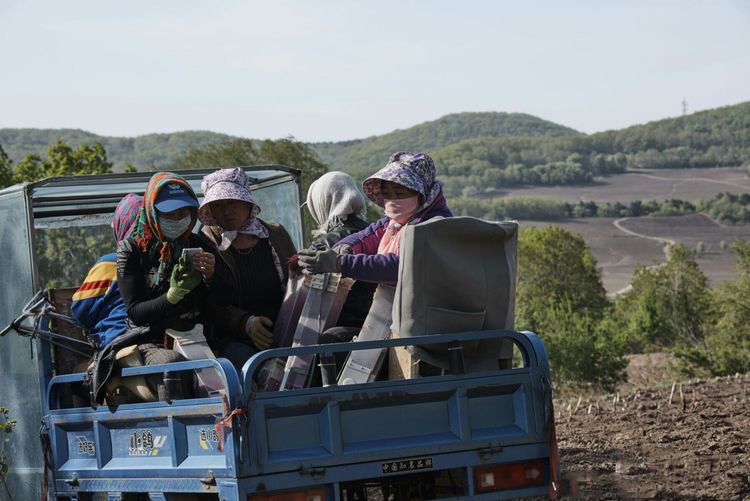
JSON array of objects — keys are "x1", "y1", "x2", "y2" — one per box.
[{"x1": 117, "y1": 171, "x2": 215, "y2": 343}]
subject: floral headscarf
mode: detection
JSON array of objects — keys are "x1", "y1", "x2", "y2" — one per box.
[
  {"x1": 128, "y1": 172, "x2": 198, "y2": 285},
  {"x1": 113, "y1": 193, "x2": 143, "y2": 243},
  {"x1": 198, "y1": 167, "x2": 268, "y2": 251},
  {"x1": 362, "y1": 152, "x2": 443, "y2": 210}
]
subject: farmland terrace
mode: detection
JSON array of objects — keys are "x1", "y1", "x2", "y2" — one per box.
[
  {"x1": 494, "y1": 167, "x2": 750, "y2": 203},
  {"x1": 524, "y1": 213, "x2": 750, "y2": 294}
]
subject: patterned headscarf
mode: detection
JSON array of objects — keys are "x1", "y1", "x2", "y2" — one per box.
[
  {"x1": 198, "y1": 167, "x2": 268, "y2": 251},
  {"x1": 128, "y1": 172, "x2": 198, "y2": 285},
  {"x1": 306, "y1": 171, "x2": 367, "y2": 238},
  {"x1": 362, "y1": 152, "x2": 443, "y2": 210},
  {"x1": 113, "y1": 193, "x2": 144, "y2": 243}
]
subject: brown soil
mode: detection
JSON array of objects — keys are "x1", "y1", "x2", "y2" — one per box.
[
  {"x1": 493, "y1": 167, "x2": 750, "y2": 204},
  {"x1": 525, "y1": 214, "x2": 750, "y2": 294},
  {"x1": 553, "y1": 356, "x2": 750, "y2": 500}
]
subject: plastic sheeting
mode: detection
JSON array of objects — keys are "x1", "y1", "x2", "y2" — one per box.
[
  {"x1": 338, "y1": 285, "x2": 395, "y2": 385},
  {"x1": 0, "y1": 187, "x2": 42, "y2": 501}
]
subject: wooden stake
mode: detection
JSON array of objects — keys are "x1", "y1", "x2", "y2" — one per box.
[
  {"x1": 574, "y1": 396, "x2": 582, "y2": 414},
  {"x1": 679, "y1": 383, "x2": 685, "y2": 411},
  {"x1": 669, "y1": 382, "x2": 676, "y2": 405}
]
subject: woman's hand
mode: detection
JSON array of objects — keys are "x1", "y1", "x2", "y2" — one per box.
[
  {"x1": 192, "y1": 251, "x2": 216, "y2": 280},
  {"x1": 297, "y1": 248, "x2": 341, "y2": 275},
  {"x1": 245, "y1": 315, "x2": 274, "y2": 350},
  {"x1": 334, "y1": 245, "x2": 353, "y2": 255},
  {"x1": 166, "y1": 255, "x2": 202, "y2": 304}
]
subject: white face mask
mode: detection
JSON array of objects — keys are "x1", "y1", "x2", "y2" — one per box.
[{"x1": 159, "y1": 215, "x2": 192, "y2": 240}]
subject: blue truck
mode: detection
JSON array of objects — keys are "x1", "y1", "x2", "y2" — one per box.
[{"x1": 0, "y1": 167, "x2": 564, "y2": 500}]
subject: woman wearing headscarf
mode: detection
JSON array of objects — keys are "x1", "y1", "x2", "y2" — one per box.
[
  {"x1": 87, "y1": 176, "x2": 214, "y2": 405},
  {"x1": 198, "y1": 167, "x2": 296, "y2": 371},
  {"x1": 304, "y1": 171, "x2": 376, "y2": 329},
  {"x1": 298, "y1": 152, "x2": 452, "y2": 282},
  {"x1": 71, "y1": 193, "x2": 144, "y2": 349},
  {"x1": 117, "y1": 172, "x2": 215, "y2": 345}
]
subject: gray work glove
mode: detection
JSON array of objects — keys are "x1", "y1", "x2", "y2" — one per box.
[
  {"x1": 244, "y1": 315, "x2": 274, "y2": 350},
  {"x1": 334, "y1": 244, "x2": 353, "y2": 255},
  {"x1": 297, "y1": 248, "x2": 340, "y2": 275}
]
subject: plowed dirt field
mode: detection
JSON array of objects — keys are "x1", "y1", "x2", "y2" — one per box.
[{"x1": 554, "y1": 372, "x2": 750, "y2": 499}]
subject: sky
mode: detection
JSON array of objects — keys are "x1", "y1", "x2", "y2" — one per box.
[{"x1": 1, "y1": 0, "x2": 749, "y2": 142}]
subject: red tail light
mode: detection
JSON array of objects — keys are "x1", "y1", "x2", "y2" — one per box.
[
  {"x1": 249, "y1": 487, "x2": 325, "y2": 501},
  {"x1": 474, "y1": 460, "x2": 546, "y2": 493}
]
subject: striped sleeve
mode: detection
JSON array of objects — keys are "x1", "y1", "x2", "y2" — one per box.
[{"x1": 71, "y1": 254, "x2": 118, "y2": 328}]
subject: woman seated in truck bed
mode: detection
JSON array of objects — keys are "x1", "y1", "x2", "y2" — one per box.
[
  {"x1": 71, "y1": 193, "x2": 142, "y2": 349},
  {"x1": 116, "y1": 172, "x2": 216, "y2": 366},
  {"x1": 198, "y1": 167, "x2": 296, "y2": 372},
  {"x1": 298, "y1": 151, "x2": 452, "y2": 282},
  {"x1": 304, "y1": 171, "x2": 376, "y2": 331}
]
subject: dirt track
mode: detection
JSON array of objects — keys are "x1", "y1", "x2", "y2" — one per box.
[{"x1": 554, "y1": 374, "x2": 750, "y2": 499}]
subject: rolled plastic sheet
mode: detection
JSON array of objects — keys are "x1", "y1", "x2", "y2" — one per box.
[
  {"x1": 166, "y1": 325, "x2": 225, "y2": 393},
  {"x1": 280, "y1": 273, "x2": 353, "y2": 390},
  {"x1": 338, "y1": 284, "x2": 395, "y2": 385},
  {"x1": 256, "y1": 273, "x2": 308, "y2": 391}
]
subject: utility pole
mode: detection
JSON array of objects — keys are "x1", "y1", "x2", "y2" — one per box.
[{"x1": 681, "y1": 99, "x2": 688, "y2": 116}]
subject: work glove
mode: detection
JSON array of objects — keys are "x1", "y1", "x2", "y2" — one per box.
[
  {"x1": 297, "y1": 248, "x2": 340, "y2": 275},
  {"x1": 244, "y1": 315, "x2": 274, "y2": 350},
  {"x1": 166, "y1": 255, "x2": 202, "y2": 305},
  {"x1": 334, "y1": 244, "x2": 353, "y2": 255}
]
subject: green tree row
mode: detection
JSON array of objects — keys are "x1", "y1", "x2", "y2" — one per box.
[
  {"x1": 0, "y1": 141, "x2": 114, "y2": 189},
  {"x1": 450, "y1": 192, "x2": 750, "y2": 224}
]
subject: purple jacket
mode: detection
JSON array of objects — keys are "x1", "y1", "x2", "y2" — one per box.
[{"x1": 336, "y1": 191, "x2": 452, "y2": 283}]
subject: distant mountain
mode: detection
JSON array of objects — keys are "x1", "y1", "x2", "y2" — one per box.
[
  {"x1": 432, "y1": 101, "x2": 750, "y2": 199},
  {"x1": 2, "y1": 102, "x2": 747, "y2": 186},
  {"x1": 592, "y1": 100, "x2": 750, "y2": 155},
  {"x1": 311, "y1": 112, "x2": 580, "y2": 179},
  {"x1": 0, "y1": 112, "x2": 578, "y2": 174},
  {"x1": 0, "y1": 129, "x2": 237, "y2": 171}
]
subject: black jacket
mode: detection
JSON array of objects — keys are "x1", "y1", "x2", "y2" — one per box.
[
  {"x1": 200, "y1": 220, "x2": 297, "y2": 348},
  {"x1": 116, "y1": 235, "x2": 210, "y2": 342}
]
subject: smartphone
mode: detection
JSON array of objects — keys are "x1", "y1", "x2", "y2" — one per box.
[{"x1": 182, "y1": 247, "x2": 202, "y2": 262}]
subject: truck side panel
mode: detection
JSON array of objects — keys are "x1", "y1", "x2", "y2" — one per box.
[{"x1": 246, "y1": 370, "x2": 544, "y2": 475}]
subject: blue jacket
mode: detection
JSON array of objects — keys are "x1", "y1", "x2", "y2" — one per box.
[{"x1": 71, "y1": 253, "x2": 128, "y2": 348}]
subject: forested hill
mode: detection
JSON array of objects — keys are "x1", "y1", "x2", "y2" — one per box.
[
  {"x1": 311, "y1": 112, "x2": 580, "y2": 179},
  {"x1": 1, "y1": 101, "x2": 748, "y2": 186},
  {"x1": 0, "y1": 111, "x2": 576, "y2": 173},
  {"x1": 431, "y1": 101, "x2": 750, "y2": 197},
  {"x1": 0, "y1": 129, "x2": 237, "y2": 171},
  {"x1": 593, "y1": 100, "x2": 750, "y2": 154}
]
